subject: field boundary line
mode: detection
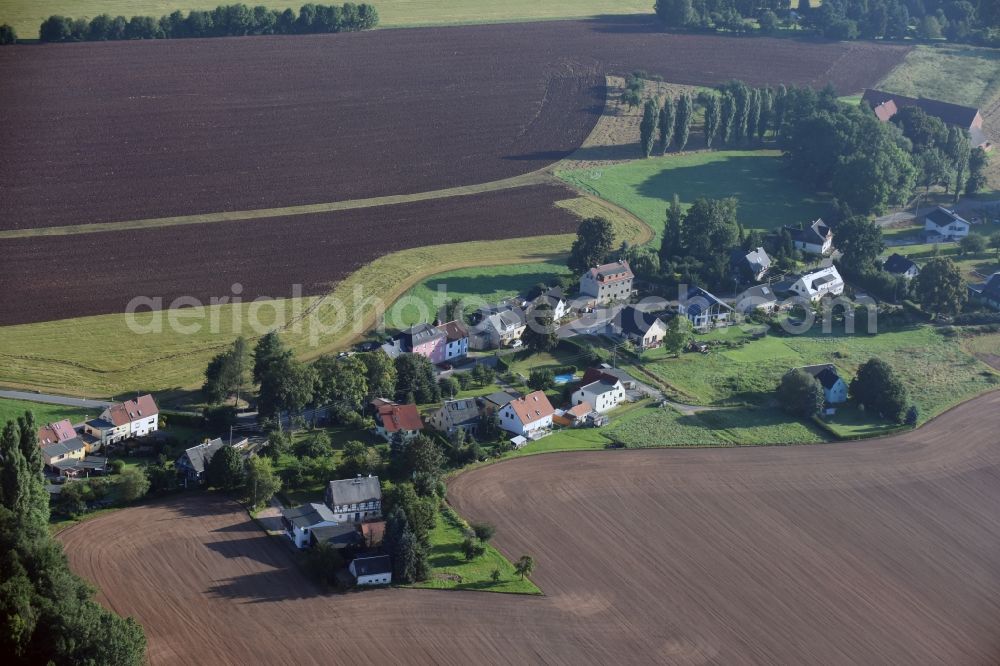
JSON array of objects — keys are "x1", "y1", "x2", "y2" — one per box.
[{"x1": 0, "y1": 170, "x2": 554, "y2": 239}]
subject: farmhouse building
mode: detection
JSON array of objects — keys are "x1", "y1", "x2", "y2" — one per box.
[
  {"x1": 435, "y1": 320, "x2": 469, "y2": 361},
  {"x1": 579, "y1": 260, "x2": 634, "y2": 305},
  {"x1": 735, "y1": 284, "x2": 779, "y2": 315},
  {"x1": 533, "y1": 287, "x2": 568, "y2": 321},
  {"x1": 325, "y1": 475, "x2": 382, "y2": 524},
  {"x1": 799, "y1": 364, "x2": 848, "y2": 404},
  {"x1": 968, "y1": 272, "x2": 1000, "y2": 311},
  {"x1": 790, "y1": 266, "x2": 845, "y2": 302},
  {"x1": 883, "y1": 253, "x2": 920, "y2": 280},
  {"x1": 572, "y1": 377, "x2": 626, "y2": 413},
  {"x1": 281, "y1": 502, "x2": 340, "y2": 549},
  {"x1": 84, "y1": 394, "x2": 159, "y2": 446},
  {"x1": 498, "y1": 390, "x2": 554, "y2": 438},
  {"x1": 350, "y1": 555, "x2": 392, "y2": 586},
  {"x1": 923, "y1": 207, "x2": 970, "y2": 240},
  {"x1": 583, "y1": 366, "x2": 637, "y2": 391},
  {"x1": 612, "y1": 305, "x2": 667, "y2": 349},
  {"x1": 427, "y1": 398, "x2": 480, "y2": 434},
  {"x1": 372, "y1": 400, "x2": 423, "y2": 443},
  {"x1": 862, "y1": 89, "x2": 990, "y2": 149},
  {"x1": 175, "y1": 437, "x2": 240, "y2": 485},
  {"x1": 783, "y1": 219, "x2": 833, "y2": 255},
  {"x1": 310, "y1": 523, "x2": 364, "y2": 551},
  {"x1": 733, "y1": 247, "x2": 771, "y2": 282},
  {"x1": 678, "y1": 286, "x2": 732, "y2": 330}
]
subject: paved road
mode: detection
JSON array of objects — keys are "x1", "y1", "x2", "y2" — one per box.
[{"x1": 0, "y1": 389, "x2": 113, "y2": 410}]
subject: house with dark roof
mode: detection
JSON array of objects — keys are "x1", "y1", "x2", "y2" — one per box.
[
  {"x1": 325, "y1": 475, "x2": 382, "y2": 524},
  {"x1": 678, "y1": 286, "x2": 733, "y2": 330},
  {"x1": 40, "y1": 436, "x2": 87, "y2": 471},
  {"x1": 968, "y1": 272, "x2": 1000, "y2": 311},
  {"x1": 923, "y1": 206, "x2": 970, "y2": 240},
  {"x1": 478, "y1": 390, "x2": 520, "y2": 415},
  {"x1": 612, "y1": 305, "x2": 668, "y2": 349},
  {"x1": 392, "y1": 323, "x2": 447, "y2": 364},
  {"x1": 572, "y1": 376, "x2": 626, "y2": 413},
  {"x1": 783, "y1": 219, "x2": 833, "y2": 255},
  {"x1": 498, "y1": 391, "x2": 554, "y2": 438},
  {"x1": 175, "y1": 438, "x2": 231, "y2": 485},
  {"x1": 735, "y1": 284, "x2": 779, "y2": 315},
  {"x1": 533, "y1": 286, "x2": 569, "y2": 321},
  {"x1": 350, "y1": 554, "x2": 392, "y2": 585},
  {"x1": 579, "y1": 260, "x2": 634, "y2": 305},
  {"x1": 798, "y1": 364, "x2": 848, "y2": 404},
  {"x1": 472, "y1": 304, "x2": 527, "y2": 349},
  {"x1": 281, "y1": 502, "x2": 340, "y2": 549},
  {"x1": 372, "y1": 400, "x2": 424, "y2": 443},
  {"x1": 427, "y1": 398, "x2": 480, "y2": 434},
  {"x1": 310, "y1": 523, "x2": 364, "y2": 551},
  {"x1": 733, "y1": 247, "x2": 772, "y2": 282},
  {"x1": 883, "y1": 253, "x2": 920, "y2": 280},
  {"x1": 49, "y1": 455, "x2": 108, "y2": 478},
  {"x1": 435, "y1": 320, "x2": 469, "y2": 361},
  {"x1": 862, "y1": 89, "x2": 989, "y2": 149}
]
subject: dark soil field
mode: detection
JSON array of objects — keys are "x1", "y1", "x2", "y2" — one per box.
[
  {"x1": 0, "y1": 184, "x2": 579, "y2": 325},
  {"x1": 60, "y1": 390, "x2": 1000, "y2": 664},
  {"x1": 0, "y1": 18, "x2": 908, "y2": 230}
]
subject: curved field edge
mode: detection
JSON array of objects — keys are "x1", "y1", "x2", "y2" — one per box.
[{"x1": 0, "y1": 195, "x2": 648, "y2": 398}]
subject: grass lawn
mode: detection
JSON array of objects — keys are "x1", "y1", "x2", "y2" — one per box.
[
  {"x1": 642, "y1": 325, "x2": 999, "y2": 424},
  {"x1": 557, "y1": 150, "x2": 828, "y2": 240},
  {"x1": 819, "y1": 405, "x2": 908, "y2": 440},
  {"x1": 0, "y1": 0, "x2": 651, "y2": 37},
  {"x1": 0, "y1": 397, "x2": 90, "y2": 427},
  {"x1": 876, "y1": 44, "x2": 1000, "y2": 108},
  {"x1": 393, "y1": 261, "x2": 570, "y2": 328},
  {"x1": 411, "y1": 507, "x2": 541, "y2": 594}
]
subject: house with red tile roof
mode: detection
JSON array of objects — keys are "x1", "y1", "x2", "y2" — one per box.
[
  {"x1": 37, "y1": 419, "x2": 76, "y2": 446},
  {"x1": 498, "y1": 390, "x2": 554, "y2": 438},
  {"x1": 372, "y1": 400, "x2": 424, "y2": 442},
  {"x1": 84, "y1": 394, "x2": 159, "y2": 445}
]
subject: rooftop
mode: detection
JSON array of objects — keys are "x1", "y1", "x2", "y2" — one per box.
[
  {"x1": 352, "y1": 554, "x2": 392, "y2": 577},
  {"x1": 327, "y1": 475, "x2": 382, "y2": 507},
  {"x1": 863, "y1": 89, "x2": 981, "y2": 129},
  {"x1": 585, "y1": 260, "x2": 634, "y2": 283},
  {"x1": 375, "y1": 402, "x2": 424, "y2": 433},
  {"x1": 507, "y1": 390, "x2": 555, "y2": 425},
  {"x1": 799, "y1": 364, "x2": 842, "y2": 390},
  {"x1": 282, "y1": 502, "x2": 337, "y2": 529}
]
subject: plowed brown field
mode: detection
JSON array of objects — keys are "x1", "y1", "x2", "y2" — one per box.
[
  {"x1": 60, "y1": 390, "x2": 1000, "y2": 665},
  {"x1": 0, "y1": 183, "x2": 580, "y2": 326},
  {"x1": 0, "y1": 18, "x2": 908, "y2": 230}
]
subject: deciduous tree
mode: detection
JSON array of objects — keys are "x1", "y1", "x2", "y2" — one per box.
[
  {"x1": 640, "y1": 99, "x2": 659, "y2": 157},
  {"x1": 777, "y1": 369, "x2": 825, "y2": 418},
  {"x1": 567, "y1": 217, "x2": 615, "y2": 274},
  {"x1": 913, "y1": 256, "x2": 967, "y2": 317},
  {"x1": 849, "y1": 358, "x2": 909, "y2": 423}
]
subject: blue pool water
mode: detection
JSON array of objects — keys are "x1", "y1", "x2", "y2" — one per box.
[{"x1": 553, "y1": 374, "x2": 574, "y2": 385}]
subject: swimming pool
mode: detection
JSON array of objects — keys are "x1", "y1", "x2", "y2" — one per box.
[{"x1": 553, "y1": 373, "x2": 574, "y2": 385}]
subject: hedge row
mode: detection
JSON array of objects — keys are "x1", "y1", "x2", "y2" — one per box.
[{"x1": 39, "y1": 3, "x2": 377, "y2": 42}]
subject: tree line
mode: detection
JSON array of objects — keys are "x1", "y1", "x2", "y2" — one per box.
[
  {"x1": 37, "y1": 3, "x2": 378, "y2": 43},
  {"x1": 654, "y1": 0, "x2": 999, "y2": 46},
  {"x1": 0, "y1": 412, "x2": 146, "y2": 664}
]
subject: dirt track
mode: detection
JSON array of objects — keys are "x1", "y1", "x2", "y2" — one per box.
[{"x1": 61, "y1": 390, "x2": 1000, "y2": 664}]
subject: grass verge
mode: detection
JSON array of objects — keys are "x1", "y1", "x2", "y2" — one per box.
[
  {"x1": 0, "y1": 397, "x2": 91, "y2": 426},
  {"x1": 875, "y1": 44, "x2": 1000, "y2": 108}
]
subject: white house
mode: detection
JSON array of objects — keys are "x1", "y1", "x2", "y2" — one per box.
[
  {"x1": 790, "y1": 266, "x2": 844, "y2": 302},
  {"x1": 784, "y1": 219, "x2": 833, "y2": 255},
  {"x1": 436, "y1": 320, "x2": 469, "y2": 361},
  {"x1": 735, "y1": 284, "x2": 779, "y2": 315},
  {"x1": 572, "y1": 377, "x2": 626, "y2": 413},
  {"x1": 612, "y1": 305, "x2": 667, "y2": 350},
  {"x1": 281, "y1": 502, "x2": 340, "y2": 549},
  {"x1": 579, "y1": 260, "x2": 634, "y2": 305},
  {"x1": 476, "y1": 306, "x2": 527, "y2": 349},
  {"x1": 735, "y1": 247, "x2": 772, "y2": 282},
  {"x1": 924, "y1": 206, "x2": 970, "y2": 240},
  {"x1": 84, "y1": 394, "x2": 159, "y2": 445},
  {"x1": 372, "y1": 400, "x2": 423, "y2": 443},
  {"x1": 325, "y1": 475, "x2": 383, "y2": 524},
  {"x1": 883, "y1": 253, "x2": 920, "y2": 280},
  {"x1": 498, "y1": 390, "x2": 555, "y2": 438},
  {"x1": 533, "y1": 287, "x2": 568, "y2": 321},
  {"x1": 350, "y1": 554, "x2": 392, "y2": 586},
  {"x1": 799, "y1": 364, "x2": 848, "y2": 404}
]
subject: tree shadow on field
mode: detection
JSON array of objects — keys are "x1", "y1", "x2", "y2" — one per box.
[
  {"x1": 207, "y1": 568, "x2": 325, "y2": 604},
  {"x1": 635, "y1": 154, "x2": 827, "y2": 231},
  {"x1": 503, "y1": 149, "x2": 575, "y2": 162},
  {"x1": 156, "y1": 492, "x2": 237, "y2": 519},
  {"x1": 204, "y1": 535, "x2": 293, "y2": 567}
]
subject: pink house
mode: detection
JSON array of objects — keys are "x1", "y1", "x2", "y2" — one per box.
[{"x1": 397, "y1": 323, "x2": 447, "y2": 364}]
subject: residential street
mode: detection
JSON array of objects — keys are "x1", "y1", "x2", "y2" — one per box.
[{"x1": 0, "y1": 390, "x2": 113, "y2": 410}]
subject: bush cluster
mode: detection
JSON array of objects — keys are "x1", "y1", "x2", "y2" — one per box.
[{"x1": 39, "y1": 3, "x2": 378, "y2": 42}]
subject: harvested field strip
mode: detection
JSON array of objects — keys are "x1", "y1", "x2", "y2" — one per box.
[
  {"x1": 0, "y1": 171, "x2": 553, "y2": 239},
  {"x1": 58, "y1": 391, "x2": 1000, "y2": 664},
  {"x1": 0, "y1": 184, "x2": 582, "y2": 326},
  {"x1": 0, "y1": 20, "x2": 907, "y2": 230},
  {"x1": 0, "y1": 195, "x2": 649, "y2": 396}
]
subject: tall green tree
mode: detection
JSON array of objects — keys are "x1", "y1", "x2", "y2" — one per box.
[
  {"x1": 733, "y1": 83, "x2": 750, "y2": 143},
  {"x1": 663, "y1": 315, "x2": 691, "y2": 357},
  {"x1": 680, "y1": 197, "x2": 740, "y2": 263},
  {"x1": 913, "y1": 257, "x2": 967, "y2": 317},
  {"x1": 0, "y1": 23, "x2": 16, "y2": 44},
  {"x1": 703, "y1": 94, "x2": 721, "y2": 148},
  {"x1": 205, "y1": 445, "x2": 245, "y2": 491},
  {"x1": 357, "y1": 350, "x2": 397, "y2": 400},
  {"x1": 203, "y1": 336, "x2": 251, "y2": 404},
  {"x1": 966, "y1": 147, "x2": 989, "y2": 194},
  {"x1": 772, "y1": 84, "x2": 788, "y2": 137},
  {"x1": 658, "y1": 97, "x2": 676, "y2": 153},
  {"x1": 313, "y1": 354, "x2": 368, "y2": 411},
  {"x1": 522, "y1": 303, "x2": 559, "y2": 351},
  {"x1": 394, "y1": 354, "x2": 440, "y2": 404},
  {"x1": 654, "y1": 0, "x2": 694, "y2": 26},
  {"x1": 639, "y1": 99, "x2": 659, "y2": 157},
  {"x1": 659, "y1": 194, "x2": 684, "y2": 262},
  {"x1": 675, "y1": 93, "x2": 693, "y2": 151},
  {"x1": 747, "y1": 88, "x2": 762, "y2": 141},
  {"x1": 257, "y1": 354, "x2": 316, "y2": 420},
  {"x1": 835, "y1": 216, "x2": 885, "y2": 272},
  {"x1": 758, "y1": 87, "x2": 773, "y2": 140},
  {"x1": 720, "y1": 92, "x2": 736, "y2": 145},
  {"x1": 849, "y1": 358, "x2": 909, "y2": 423},
  {"x1": 567, "y1": 216, "x2": 615, "y2": 274},
  {"x1": 777, "y1": 370, "x2": 825, "y2": 418},
  {"x1": 244, "y1": 456, "x2": 282, "y2": 508},
  {"x1": 514, "y1": 554, "x2": 535, "y2": 580}
]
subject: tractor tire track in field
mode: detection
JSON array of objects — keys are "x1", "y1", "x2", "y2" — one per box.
[{"x1": 60, "y1": 390, "x2": 1000, "y2": 664}]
